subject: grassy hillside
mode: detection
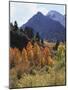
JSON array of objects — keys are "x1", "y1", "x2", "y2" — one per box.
[{"x1": 9, "y1": 41, "x2": 66, "y2": 88}]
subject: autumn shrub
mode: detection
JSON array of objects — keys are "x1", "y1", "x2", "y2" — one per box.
[
  {"x1": 47, "y1": 56, "x2": 54, "y2": 66},
  {"x1": 9, "y1": 41, "x2": 66, "y2": 88},
  {"x1": 26, "y1": 42, "x2": 34, "y2": 66},
  {"x1": 56, "y1": 44, "x2": 65, "y2": 61},
  {"x1": 33, "y1": 42, "x2": 41, "y2": 66},
  {"x1": 10, "y1": 48, "x2": 22, "y2": 67},
  {"x1": 21, "y1": 48, "x2": 28, "y2": 63},
  {"x1": 40, "y1": 56, "x2": 46, "y2": 67},
  {"x1": 13, "y1": 48, "x2": 22, "y2": 65},
  {"x1": 10, "y1": 41, "x2": 55, "y2": 70},
  {"x1": 9, "y1": 48, "x2": 16, "y2": 68},
  {"x1": 43, "y1": 47, "x2": 54, "y2": 66}
]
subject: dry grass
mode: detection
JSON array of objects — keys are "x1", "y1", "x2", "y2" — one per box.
[
  {"x1": 9, "y1": 64, "x2": 65, "y2": 88},
  {"x1": 9, "y1": 42, "x2": 66, "y2": 88}
]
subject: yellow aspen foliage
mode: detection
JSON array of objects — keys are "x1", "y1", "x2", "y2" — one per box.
[
  {"x1": 38, "y1": 47, "x2": 45, "y2": 67},
  {"x1": 9, "y1": 48, "x2": 15, "y2": 66},
  {"x1": 33, "y1": 42, "x2": 41, "y2": 56},
  {"x1": 47, "y1": 56, "x2": 54, "y2": 65},
  {"x1": 22, "y1": 48, "x2": 28, "y2": 63},
  {"x1": 43, "y1": 47, "x2": 52, "y2": 65},
  {"x1": 58, "y1": 44, "x2": 65, "y2": 56},
  {"x1": 41, "y1": 56, "x2": 46, "y2": 67},
  {"x1": 33, "y1": 42, "x2": 41, "y2": 66},
  {"x1": 14, "y1": 48, "x2": 30, "y2": 75},
  {"x1": 26, "y1": 42, "x2": 34, "y2": 61},
  {"x1": 13, "y1": 48, "x2": 21, "y2": 64},
  {"x1": 43, "y1": 47, "x2": 51, "y2": 58}
]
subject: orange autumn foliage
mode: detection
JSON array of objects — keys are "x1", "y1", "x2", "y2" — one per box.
[
  {"x1": 13, "y1": 48, "x2": 22, "y2": 64},
  {"x1": 9, "y1": 48, "x2": 15, "y2": 68},
  {"x1": 33, "y1": 42, "x2": 41, "y2": 66},
  {"x1": 22, "y1": 48, "x2": 28, "y2": 63},
  {"x1": 26, "y1": 42, "x2": 34, "y2": 61},
  {"x1": 10, "y1": 41, "x2": 54, "y2": 70},
  {"x1": 26, "y1": 42, "x2": 34, "y2": 66},
  {"x1": 43, "y1": 47, "x2": 54, "y2": 65},
  {"x1": 47, "y1": 56, "x2": 54, "y2": 65},
  {"x1": 43, "y1": 47, "x2": 51, "y2": 57},
  {"x1": 10, "y1": 48, "x2": 21, "y2": 67}
]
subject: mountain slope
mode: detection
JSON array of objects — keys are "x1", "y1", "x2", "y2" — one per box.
[
  {"x1": 47, "y1": 10, "x2": 65, "y2": 27},
  {"x1": 21, "y1": 11, "x2": 65, "y2": 42}
]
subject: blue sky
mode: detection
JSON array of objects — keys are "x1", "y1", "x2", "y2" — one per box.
[{"x1": 10, "y1": 2, "x2": 65, "y2": 27}]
